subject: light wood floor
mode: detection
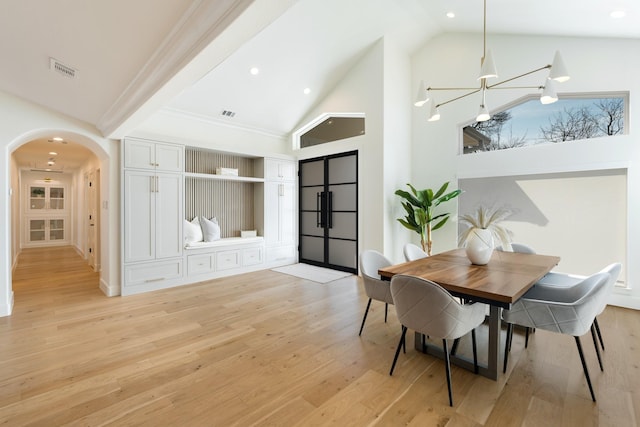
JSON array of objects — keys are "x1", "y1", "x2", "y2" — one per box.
[{"x1": 2, "y1": 246, "x2": 639, "y2": 426}]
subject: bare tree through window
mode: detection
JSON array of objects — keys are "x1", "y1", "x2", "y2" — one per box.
[{"x1": 462, "y1": 95, "x2": 626, "y2": 154}]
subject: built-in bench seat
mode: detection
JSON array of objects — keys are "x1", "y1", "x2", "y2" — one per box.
[{"x1": 184, "y1": 236, "x2": 263, "y2": 249}]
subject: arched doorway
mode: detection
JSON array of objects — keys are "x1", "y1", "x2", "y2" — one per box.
[{"x1": 4, "y1": 129, "x2": 113, "y2": 315}]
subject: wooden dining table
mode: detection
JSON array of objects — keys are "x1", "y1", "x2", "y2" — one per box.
[{"x1": 378, "y1": 248, "x2": 560, "y2": 380}]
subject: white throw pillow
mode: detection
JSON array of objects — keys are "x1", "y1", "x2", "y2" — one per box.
[
  {"x1": 184, "y1": 217, "x2": 203, "y2": 243},
  {"x1": 201, "y1": 216, "x2": 221, "y2": 241}
]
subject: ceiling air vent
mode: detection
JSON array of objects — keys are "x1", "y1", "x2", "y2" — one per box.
[
  {"x1": 221, "y1": 110, "x2": 236, "y2": 118},
  {"x1": 50, "y1": 57, "x2": 77, "y2": 79}
]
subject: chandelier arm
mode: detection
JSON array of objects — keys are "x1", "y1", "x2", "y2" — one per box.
[
  {"x1": 489, "y1": 86, "x2": 545, "y2": 90},
  {"x1": 427, "y1": 87, "x2": 481, "y2": 91},
  {"x1": 436, "y1": 89, "x2": 482, "y2": 108},
  {"x1": 486, "y1": 65, "x2": 551, "y2": 89}
]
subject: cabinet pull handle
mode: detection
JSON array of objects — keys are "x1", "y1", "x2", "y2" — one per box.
[
  {"x1": 144, "y1": 278, "x2": 165, "y2": 283},
  {"x1": 279, "y1": 184, "x2": 284, "y2": 197}
]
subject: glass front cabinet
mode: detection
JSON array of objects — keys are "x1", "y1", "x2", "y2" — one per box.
[
  {"x1": 24, "y1": 182, "x2": 69, "y2": 247},
  {"x1": 28, "y1": 185, "x2": 65, "y2": 212},
  {"x1": 28, "y1": 219, "x2": 66, "y2": 244}
]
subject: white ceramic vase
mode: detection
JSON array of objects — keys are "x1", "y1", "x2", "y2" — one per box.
[{"x1": 465, "y1": 228, "x2": 494, "y2": 265}]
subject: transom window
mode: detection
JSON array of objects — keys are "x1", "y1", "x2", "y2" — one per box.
[{"x1": 462, "y1": 93, "x2": 627, "y2": 154}]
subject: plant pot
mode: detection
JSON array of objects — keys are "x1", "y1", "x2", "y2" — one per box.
[{"x1": 465, "y1": 228, "x2": 494, "y2": 265}]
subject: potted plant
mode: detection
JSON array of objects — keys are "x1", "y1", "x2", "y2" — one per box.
[
  {"x1": 395, "y1": 182, "x2": 462, "y2": 255},
  {"x1": 458, "y1": 205, "x2": 513, "y2": 264}
]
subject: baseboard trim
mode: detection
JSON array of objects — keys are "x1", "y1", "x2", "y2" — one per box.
[
  {"x1": 0, "y1": 291, "x2": 14, "y2": 317},
  {"x1": 99, "y1": 278, "x2": 120, "y2": 297}
]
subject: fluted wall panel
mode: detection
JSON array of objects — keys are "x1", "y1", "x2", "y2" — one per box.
[{"x1": 184, "y1": 148, "x2": 257, "y2": 238}]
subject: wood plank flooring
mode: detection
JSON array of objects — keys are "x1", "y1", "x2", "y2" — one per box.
[{"x1": 1, "y1": 246, "x2": 638, "y2": 426}]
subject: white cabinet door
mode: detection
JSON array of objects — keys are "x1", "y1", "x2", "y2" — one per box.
[
  {"x1": 155, "y1": 172, "x2": 183, "y2": 259},
  {"x1": 279, "y1": 182, "x2": 295, "y2": 245},
  {"x1": 124, "y1": 170, "x2": 155, "y2": 262},
  {"x1": 124, "y1": 139, "x2": 156, "y2": 170},
  {"x1": 124, "y1": 171, "x2": 182, "y2": 263},
  {"x1": 264, "y1": 181, "x2": 295, "y2": 246},
  {"x1": 264, "y1": 159, "x2": 296, "y2": 181},
  {"x1": 155, "y1": 143, "x2": 184, "y2": 172},
  {"x1": 264, "y1": 182, "x2": 280, "y2": 246},
  {"x1": 124, "y1": 139, "x2": 184, "y2": 172}
]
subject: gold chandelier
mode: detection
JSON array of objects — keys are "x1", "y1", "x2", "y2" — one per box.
[{"x1": 415, "y1": 0, "x2": 570, "y2": 122}]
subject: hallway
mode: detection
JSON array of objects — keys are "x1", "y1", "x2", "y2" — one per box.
[{"x1": 12, "y1": 246, "x2": 100, "y2": 300}]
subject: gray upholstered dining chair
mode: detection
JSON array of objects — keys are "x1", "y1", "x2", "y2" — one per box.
[
  {"x1": 536, "y1": 263, "x2": 622, "y2": 352},
  {"x1": 495, "y1": 242, "x2": 537, "y2": 254},
  {"x1": 403, "y1": 243, "x2": 428, "y2": 262},
  {"x1": 358, "y1": 250, "x2": 394, "y2": 336},
  {"x1": 389, "y1": 274, "x2": 486, "y2": 406},
  {"x1": 502, "y1": 271, "x2": 611, "y2": 402}
]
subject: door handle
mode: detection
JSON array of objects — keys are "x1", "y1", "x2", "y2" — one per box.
[
  {"x1": 327, "y1": 191, "x2": 333, "y2": 229},
  {"x1": 316, "y1": 192, "x2": 321, "y2": 227}
]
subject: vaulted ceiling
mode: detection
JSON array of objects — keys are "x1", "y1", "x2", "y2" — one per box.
[{"x1": 4, "y1": 0, "x2": 639, "y2": 170}]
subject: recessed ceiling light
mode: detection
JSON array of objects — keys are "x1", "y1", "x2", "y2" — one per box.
[
  {"x1": 446, "y1": 11, "x2": 455, "y2": 18},
  {"x1": 250, "y1": 67, "x2": 259, "y2": 75},
  {"x1": 52, "y1": 137, "x2": 64, "y2": 142},
  {"x1": 49, "y1": 151, "x2": 57, "y2": 156},
  {"x1": 303, "y1": 88, "x2": 311, "y2": 95},
  {"x1": 610, "y1": 10, "x2": 626, "y2": 18}
]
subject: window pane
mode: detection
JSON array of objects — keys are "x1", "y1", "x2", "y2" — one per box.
[{"x1": 462, "y1": 95, "x2": 626, "y2": 154}]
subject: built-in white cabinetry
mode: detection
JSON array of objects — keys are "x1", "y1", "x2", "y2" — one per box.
[
  {"x1": 122, "y1": 138, "x2": 184, "y2": 295},
  {"x1": 23, "y1": 177, "x2": 69, "y2": 247},
  {"x1": 27, "y1": 184, "x2": 66, "y2": 212},
  {"x1": 27, "y1": 218, "x2": 67, "y2": 245},
  {"x1": 257, "y1": 158, "x2": 297, "y2": 265},
  {"x1": 121, "y1": 140, "x2": 297, "y2": 296}
]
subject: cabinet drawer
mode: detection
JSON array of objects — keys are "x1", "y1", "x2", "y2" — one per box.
[
  {"x1": 267, "y1": 245, "x2": 296, "y2": 262},
  {"x1": 243, "y1": 247, "x2": 263, "y2": 266},
  {"x1": 188, "y1": 254, "x2": 214, "y2": 275},
  {"x1": 124, "y1": 259, "x2": 182, "y2": 287},
  {"x1": 216, "y1": 250, "x2": 241, "y2": 270}
]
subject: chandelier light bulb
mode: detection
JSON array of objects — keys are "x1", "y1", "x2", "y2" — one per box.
[
  {"x1": 540, "y1": 79, "x2": 559, "y2": 104},
  {"x1": 414, "y1": 80, "x2": 429, "y2": 107},
  {"x1": 427, "y1": 102, "x2": 441, "y2": 121},
  {"x1": 549, "y1": 51, "x2": 570, "y2": 82},
  {"x1": 476, "y1": 104, "x2": 491, "y2": 122}
]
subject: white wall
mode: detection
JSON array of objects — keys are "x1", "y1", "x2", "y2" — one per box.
[
  {"x1": 412, "y1": 33, "x2": 640, "y2": 309},
  {"x1": 293, "y1": 38, "x2": 412, "y2": 264},
  {"x1": 0, "y1": 90, "x2": 118, "y2": 315},
  {"x1": 459, "y1": 171, "x2": 627, "y2": 281}
]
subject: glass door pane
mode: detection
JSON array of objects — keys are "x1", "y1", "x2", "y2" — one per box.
[
  {"x1": 49, "y1": 218, "x2": 65, "y2": 240},
  {"x1": 30, "y1": 219, "x2": 45, "y2": 241},
  {"x1": 30, "y1": 186, "x2": 46, "y2": 210},
  {"x1": 49, "y1": 187, "x2": 65, "y2": 209}
]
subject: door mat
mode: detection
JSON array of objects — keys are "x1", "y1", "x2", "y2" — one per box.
[{"x1": 272, "y1": 263, "x2": 353, "y2": 283}]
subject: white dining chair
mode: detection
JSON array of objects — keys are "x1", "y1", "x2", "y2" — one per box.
[
  {"x1": 534, "y1": 263, "x2": 622, "y2": 363},
  {"x1": 502, "y1": 271, "x2": 611, "y2": 401},
  {"x1": 496, "y1": 242, "x2": 537, "y2": 254},
  {"x1": 403, "y1": 243, "x2": 428, "y2": 262},
  {"x1": 389, "y1": 274, "x2": 486, "y2": 406},
  {"x1": 358, "y1": 250, "x2": 394, "y2": 336}
]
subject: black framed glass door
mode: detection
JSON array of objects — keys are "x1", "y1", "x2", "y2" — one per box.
[{"x1": 299, "y1": 151, "x2": 358, "y2": 274}]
